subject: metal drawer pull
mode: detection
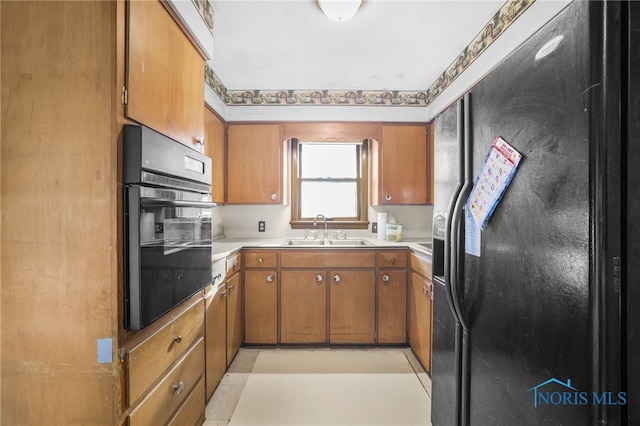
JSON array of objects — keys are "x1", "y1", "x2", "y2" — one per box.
[
  {"x1": 423, "y1": 286, "x2": 428, "y2": 295},
  {"x1": 173, "y1": 381, "x2": 185, "y2": 394},
  {"x1": 173, "y1": 335, "x2": 183, "y2": 344},
  {"x1": 391, "y1": 257, "x2": 396, "y2": 264},
  {"x1": 266, "y1": 274, "x2": 274, "y2": 282},
  {"x1": 316, "y1": 274, "x2": 323, "y2": 282},
  {"x1": 382, "y1": 274, "x2": 390, "y2": 282},
  {"x1": 333, "y1": 274, "x2": 341, "y2": 283},
  {"x1": 228, "y1": 283, "x2": 235, "y2": 291},
  {"x1": 222, "y1": 289, "x2": 227, "y2": 297}
]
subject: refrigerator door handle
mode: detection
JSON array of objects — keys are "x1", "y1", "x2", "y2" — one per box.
[
  {"x1": 444, "y1": 183, "x2": 464, "y2": 319},
  {"x1": 449, "y1": 183, "x2": 472, "y2": 334}
]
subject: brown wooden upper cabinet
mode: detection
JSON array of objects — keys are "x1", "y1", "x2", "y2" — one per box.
[
  {"x1": 125, "y1": 0, "x2": 205, "y2": 150},
  {"x1": 204, "y1": 105, "x2": 225, "y2": 203},
  {"x1": 226, "y1": 124, "x2": 287, "y2": 204},
  {"x1": 370, "y1": 124, "x2": 432, "y2": 205}
]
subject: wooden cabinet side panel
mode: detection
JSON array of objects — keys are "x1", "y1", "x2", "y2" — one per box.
[
  {"x1": 227, "y1": 124, "x2": 283, "y2": 204},
  {"x1": 379, "y1": 125, "x2": 428, "y2": 204},
  {"x1": 127, "y1": 0, "x2": 204, "y2": 147},
  {"x1": 244, "y1": 270, "x2": 278, "y2": 344},
  {"x1": 378, "y1": 270, "x2": 408, "y2": 344},
  {"x1": 204, "y1": 106, "x2": 226, "y2": 203},
  {"x1": 280, "y1": 271, "x2": 327, "y2": 343},
  {"x1": 329, "y1": 270, "x2": 376, "y2": 344}
]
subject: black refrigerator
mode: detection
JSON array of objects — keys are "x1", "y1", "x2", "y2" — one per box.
[{"x1": 431, "y1": 1, "x2": 638, "y2": 425}]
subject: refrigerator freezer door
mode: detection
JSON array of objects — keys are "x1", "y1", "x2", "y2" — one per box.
[{"x1": 458, "y1": 2, "x2": 622, "y2": 425}]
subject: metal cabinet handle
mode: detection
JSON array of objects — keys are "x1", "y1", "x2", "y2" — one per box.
[
  {"x1": 385, "y1": 194, "x2": 392, "y2": 202},
  {"x1": 173, "y1": 335, "x2": 183, "y2": 344},
  {"x1": 270, "y1": 193, "x2": 277, "y2": 201},
  {"x1": 333, "y1": 274, "x2": 341, "y2": 283},
  {"x1": 258, "y1": 258, "x2": 264, "y2": 263},
  {"x1": 316, "y1": 274, "x2": 323, "y2": 282},
  {"x1": 391, "y1": 257, "x2": 396, "y2": 265},
  {"x1": 196, "y1": 136, "x2": 205, "y2": 146},
  {"x1": 266, "y1": 274, "x2": 274, "y2": 282},
  {"x1": 222, "y1": 289, "x2": 227, "y2": 297},
  {"x1": 177, "y1": 274, "x2": 184, "y2": 280},
  {"x1": 423, "y1": 286, "x2": 428, "y2": 295},
  {"x1": 173, "y1": 381, "x2": 185, "y2": 394},
  {"x1": 228, "y1": 283, "x2": 235, "y2": 291},
  {"x1": 382, "y1": 274, "x2": 390, "y2": 282}
]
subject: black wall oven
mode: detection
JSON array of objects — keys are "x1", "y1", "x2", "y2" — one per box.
[{"x1": 123, "y1": 125, "x2": 215, "y2": 330}]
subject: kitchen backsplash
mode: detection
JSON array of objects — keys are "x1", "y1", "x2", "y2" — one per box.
[{"x1": 215, "y1": 204, "x2": 433, "y2": 240}]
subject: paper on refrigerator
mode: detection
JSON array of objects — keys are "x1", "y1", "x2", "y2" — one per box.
[{"x1": 466, "y1": 136, "x2": 523, "y2": 229}]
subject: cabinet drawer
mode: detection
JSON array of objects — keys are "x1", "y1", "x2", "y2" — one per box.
[
  {"x1": 377, "y1": 251, "x2": 408, "y2": 268},
  {"x1": 167, "y1": 376, "x2": 205, "y2": 426},
  {"x1": 244, "y1": 251, "x2": 278, "y2": 268},
  {"x1": 128, "y1": 300, "x2": 204, "y2": 405},
  {"x1": 226, "y1": 252, "x2": 242, "y2": 275},
  {"x1": 281, "y1": 251, "x2": 375, "y2": 268},
  {"x1": 410, "y1": 252, "x2": 432, "y2": 279},
  {"x1": 129, "y1": 338, "x2": 205, "y2": 426}
]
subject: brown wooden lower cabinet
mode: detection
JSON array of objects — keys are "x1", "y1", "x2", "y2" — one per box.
[
  {"x1": 204, "y1": 281, "x2": 227, "y2": 400},
  {"x1": 244, "y1": 269, "x2": 278, "y2": 343},
  {"x1": 409, "y1": 253, "x2": 433, "y2": 373},
  {"x1": 378, "y1": 269, "x2": 408, "y2": 344},
  {"x1": 281, "y1": 270, "x2": 327, "y2": 343},
  {"x1": 329, "y1": 270, "x2": 376, "y2": 344},
  {"x1": 226, "y1": 272, "x2": 242, "y2": 364}
]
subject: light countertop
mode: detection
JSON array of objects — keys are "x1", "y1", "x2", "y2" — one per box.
[{"x1": 212, "y1": 237, "x2": 432, "y2": 262}]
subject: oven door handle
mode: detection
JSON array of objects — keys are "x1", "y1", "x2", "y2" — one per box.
[{"x1": 140, "y1": 198, "x2": 217, "y2": 209}]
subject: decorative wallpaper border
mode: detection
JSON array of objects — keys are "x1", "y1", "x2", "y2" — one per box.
[
  {"x1": 191, "y1": 0, "x2": 214, "y2": 35},
  {"x1": 205, "y1": 0, "x2": 535, "y2": 107}
]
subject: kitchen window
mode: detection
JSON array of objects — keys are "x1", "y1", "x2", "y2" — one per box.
[{"x1": 290, "y1": 139, "x2": 369, "y2": 229}]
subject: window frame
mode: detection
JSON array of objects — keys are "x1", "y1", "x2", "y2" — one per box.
[{"x1": 290, "y1": 139, "x2": 369, "y2": 230}]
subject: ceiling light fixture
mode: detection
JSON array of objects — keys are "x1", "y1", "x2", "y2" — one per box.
[{"x1": 317, "y1": 0, "x2": 363, "y2": 22}]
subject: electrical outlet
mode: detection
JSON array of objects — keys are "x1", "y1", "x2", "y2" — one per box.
[
  {"x1": 372, "y1": 222, "x2": 378, "y2": 233},
  {"x1": 258, "y1": 221, "x2": 266, "y2": 232}
]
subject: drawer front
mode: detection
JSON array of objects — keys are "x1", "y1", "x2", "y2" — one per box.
[
  {"x1": 226, "y1": 252, "x2": 242, "y2": 275},
  {"x1": 410, "y1": 252, "x2": 432, "y2": 279},
  {"x1": 377, "y1": 251, "x2": 408, "y2": 268},
  {"x1": 281, "y1": 250, "x2": 375, "y2": 268},
  {"x1": 167, "y1": 376, "x2": 205, "y2": 426},
  {"x1": 128, "y1": 300, "x2": 204, "y2": 405},
  {"x1": 129, "y1": 338, "x2": 205, "y2": 426},
  {"x1": 244, "y1": 251, "x2": 278, "y2": 268}
]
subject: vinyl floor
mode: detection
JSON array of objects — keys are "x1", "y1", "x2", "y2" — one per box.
[{"x1": 203, "y1": 348, "x2": 432, "y2": 426}]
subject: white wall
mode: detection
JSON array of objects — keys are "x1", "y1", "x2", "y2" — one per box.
[{"x1": 220, "y1": 204, "x2": 432, "y2": 240}]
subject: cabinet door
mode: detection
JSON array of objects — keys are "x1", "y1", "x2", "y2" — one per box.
[
  {"x1": 227, "y1": 124, "x2": 284, "y2": 204},
  {"x1": 409, "y1": 272, "x2": 433, "y2": 372},
  {"x1": 329, "y1": 270, "x2": 375, "y2": 344},
  {"x1": 126, "y1": 0, "x2": 204, "y2": 148},
  {"x1": 244, "y1": 270, "x2": 278, "y2": 343},
  {"x1": 281, "y1": 271, "x2": 327, "y2": 344},
  {"x1": 225, "y1": 273, "x2": 242, "y2": 365},
  {"x1": 373, "y1": 125, "x2": 428, "y2": 205},
  {"x1": 378, "y1": 270, "x2": 407, "y2": 344},
  {"x1": 204, "y1": 106, "x2": 225, "y2": 203},
  {"x1": 205, "y1": 283, "x2": 226, "y2": 400}
]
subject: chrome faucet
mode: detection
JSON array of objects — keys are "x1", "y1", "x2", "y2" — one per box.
[{"x1": 313, "y1": 214, "x2": 328, "y2": 240}]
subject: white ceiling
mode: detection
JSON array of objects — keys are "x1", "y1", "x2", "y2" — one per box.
[
  {"x1": 204, "y1": 0, "x2": 572, "y2": 121},
  {"x1": 212, "y1": 0, "x2": 506, "y2": 91}
]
